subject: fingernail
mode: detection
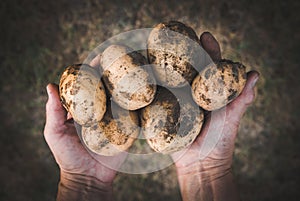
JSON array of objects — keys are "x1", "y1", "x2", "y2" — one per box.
[
  {"x1": 46, "y1": 85, "x2": 52, "y2": 99},
  {"x1": 251, "y1": 75, "x2": 259, "y2": 88}
]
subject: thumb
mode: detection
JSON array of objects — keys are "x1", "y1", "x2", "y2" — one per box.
[
  {"x1": 226, "y1": 70, "x2": 259, "y2": 124},
  {"x1": 44, "y1": 83, "x2": 67, "y2": 136},
  {"x1": 200, "y1": 32, "x2": 222, "y2": 61}
]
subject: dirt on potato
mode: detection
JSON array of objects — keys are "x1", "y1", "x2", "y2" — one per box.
[{"x1": 0, "y1": 0, "x2": 299, "y2": 201}]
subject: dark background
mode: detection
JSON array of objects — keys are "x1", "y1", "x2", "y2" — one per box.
[{"x1": 0, "y1": 0, "x2": 299, "y2": 200}]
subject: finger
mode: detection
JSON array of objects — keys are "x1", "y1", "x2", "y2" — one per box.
[
  {"x1": 44, "y1": 83, "x2": 67, "y2": 135},
  {"x1": 226, "y1": 70, "x2": 259, "y2": 123},
  {"x1": 200, "y1": 32, "x2": 222, "y2": 61},
  {"x1": 89, "y1": 54, "x2": 101, "y2": 68},
  {"x1": 67, "y1": 112, "x2": 73, "y2": 120}
]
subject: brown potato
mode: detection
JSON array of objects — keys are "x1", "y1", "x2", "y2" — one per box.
[
  {"x1": 100, "y1": 44, "x2": 156, "y2": 110},
  {"x1": 82, "y1": 100, "x2": 139, "y2": 156},
  {"x1": 141, "y1": 86, "x2": 204, "y2": 154},
  {"x1": 147, "y1": 21, "x2": 201, "y2": 87},
  {"x1": 59, "y1": 64, "x2": 106, "y2": 126},
  {"x1": 191, "y1": 60, "x2": 247, "y2": 111}
]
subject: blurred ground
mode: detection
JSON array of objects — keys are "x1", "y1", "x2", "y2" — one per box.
[{"x1": 0, "y1": 0, "x2": 299, "y2": 200}]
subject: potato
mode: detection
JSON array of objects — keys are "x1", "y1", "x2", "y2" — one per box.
[
  {"x1": 100, "y1": 44, "x2": 156, "y2": 110},
  {"x1": 59, "y1": 64, "x2": 106, "y2": 126},
  {"x1": 191, "y1": 60, "x2": 247, "y2": 111},
  {"x1": 147, "y1": 21, "x2": 201, "y2": 88},
  {"x1": 82, "y1": 100, "x2": 139, "y2": 156},
  {"x1": 141, "y1": 86, "x2": 204, "y2": 154}
]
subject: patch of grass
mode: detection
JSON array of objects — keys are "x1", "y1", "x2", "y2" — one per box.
[{"x1": 0, "y1": 0, "x2": 299, "y2": 200}]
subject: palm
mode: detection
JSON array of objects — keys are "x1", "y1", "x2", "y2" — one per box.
[
  {"x1": 172, "y1": 32, "x2": 258, "y2": 170},
  {"x1": 172, "y1": 72, "x2": 258, "y2": 177},
  {"x1": 44, "y1": 84, "x2": 126, "y2": 183}
]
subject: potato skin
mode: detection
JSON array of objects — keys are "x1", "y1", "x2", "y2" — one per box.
[
  {"x1": 100, "y1": 45, "x2": 156, "y2": 110},
  {"x1": 147, "y1": 21, "x2": 201, "y2": 88},
  {"x1": 191, "y1": 60, "x2": 247, "y2": 111},
  {"x1": 59, "y1": 64, "x2": 106, "y2": 126},
  {"x1": 141, "y1": 86, "x2": 204, "y2": 154},
  {"x1": 82, "y1": 101, "x2": 139, "y2": 156}
]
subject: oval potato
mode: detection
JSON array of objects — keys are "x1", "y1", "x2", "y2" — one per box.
[
  {"x1": 141, "y1": 86, "x2": 204, "y2": 154},
  {"x1": 59, "y1": 64, "x2": 106, "y2": 126},
  {"x1": 191, "y1": 60, "x2": 247, "y2": 111},
  {"x1": 100, "y1": 44, "x2": 156, "y2": 110},
  {"x1": 147, "y1": 21, "x2": 201, "y2": 87},
  {"x1": 82, "y1": 101, "x2": 139, "y2": 156}
]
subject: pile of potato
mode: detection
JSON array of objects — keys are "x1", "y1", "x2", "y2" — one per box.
[{"x1": 59, "y1": 21, "x2": 246, "y2": 156}]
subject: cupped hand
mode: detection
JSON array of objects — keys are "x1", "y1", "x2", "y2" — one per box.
[
  {"x1": 172, "y1": 32, "x2": 259, "y2": 177},
  {"x1": 44, "y1": 57, "x2": 126, "y2": 184}
]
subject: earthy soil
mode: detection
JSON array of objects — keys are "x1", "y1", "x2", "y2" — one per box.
[{"x1": 0, "y1": 0, "x2": 299, "y2": 200}]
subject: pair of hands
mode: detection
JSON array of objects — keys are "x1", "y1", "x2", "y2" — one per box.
[{"x1": 44, "y1": 32, "x2": 259, "y2": 198}]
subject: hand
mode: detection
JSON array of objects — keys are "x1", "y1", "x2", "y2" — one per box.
[
  {"x1": 172, "y1": 32, "x2": 259, "y2": 201},
  {"x1": 44, "y1": 57, "x2": 126, "y2": 200}
]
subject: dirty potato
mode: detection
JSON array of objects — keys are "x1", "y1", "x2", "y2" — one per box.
[
  {"x1": 59, "y1": 64, "x2": 106, "y2": 126},
  {"x1": 147, "y1": 21, "x2": 202, "y2": 87},
  {"x1": 100, "y1": 44, "x2": 156, "y2": 110},
  {"x1": 191, "y1": 60, "x2": 247, "y2": 111},
  {"x1": 82, "y1": 100, "x2": 139, "y2": 156},
  {"x1": 141, "y1": 86, "x2": 204, "y2": 154}
]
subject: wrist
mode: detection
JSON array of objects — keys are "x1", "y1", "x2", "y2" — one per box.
[
  {"x1": 57, "y1": 171, "x2": 113, "y2": 201},
  {"x1": 175, "y1": 162, "x2": 239, "y2": 201},
  {"x1": 176, "y1": 161, "x2": 232, "y2": 184}
]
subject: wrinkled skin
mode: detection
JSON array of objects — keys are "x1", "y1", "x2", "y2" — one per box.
[{"x1": 44, "y1": 32, "x2": 259, "y2": 192}]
